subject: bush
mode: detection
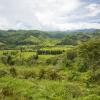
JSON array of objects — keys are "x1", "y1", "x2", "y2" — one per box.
[
  {"x1": 38, "y1": 68, "x2": 61, "y2": 80},
  {"x1": 9, "y1": 67, "x2": 17, "y2": 77},
  {"x1": 77, "y1": 59, "x2": 89, "y2": 72},
  {"x1": 65, "y1": 83, "x2": 83, "y2": 98},
  {"x1": 1, "y1": 86, "x2": 14, "y2": 97},
  {"x1": 1, "y1": 55, "x2": 15, "y2": 65},
  {"x1": 0, "y1": 56, "x2": 8, "y2": 64},
  {"x1": 0, "y1": 70, "x2": 8, "y2": 78},
  {"x1": 47, "y1": 69, "x2": 60, "y2": 80},
  {"x1": 46, "y1": 57, "x2": 58, "y2": 65},
  {"x1": 38, "y1": 68, "x2": 46, "y2": 79},
  {"x1": 66, "y1": 49, "x2": 77, "y2": 60},
  {"x1": 67, "y1": 71, "x2": 80, "y2": 81},
  {"x1": 22, "y1": 70, "x2": 37, "y2": 79},
  {"x1": 89, "y1": 69, "x2": 100, "y2": 83}
]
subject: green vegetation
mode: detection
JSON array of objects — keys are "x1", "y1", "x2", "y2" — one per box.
[{"x1": 0, "y1": 30, "x2": 100, "y2": 100}]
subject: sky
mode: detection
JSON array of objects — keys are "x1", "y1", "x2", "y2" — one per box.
[{"x1": 0, "y1": 0, "x2": 100, "y2": 31}]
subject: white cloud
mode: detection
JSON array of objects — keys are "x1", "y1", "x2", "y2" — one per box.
[
  {"x1": 55, "y1": 22, "x2": 100, "y2": 30},
  {"x1": 0, "y1": 0, "x2": 100, "y2": 30},
  {"x1": 34, "y1": 0, "x2": 81, "y2": 25},
  {"x1": 0, "y1": 17, "x2": 11, "y2": 29},
  {"x1": 40, "y1": 22, "x2": 100, "y2": 31},
  {"x1": 86, "y1": 4, "x2": 100, "y2": 16}
]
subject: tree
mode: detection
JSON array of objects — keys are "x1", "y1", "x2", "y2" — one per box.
[
  {"x1": 63, "y1": 49, "x2": 77, "y2": 68},
  {"x1": 77, "y1": 39, "x2": 100, "y2": 81},
  {"x1": 1, "y1": 55, "x2": 14, "y2": 65}
]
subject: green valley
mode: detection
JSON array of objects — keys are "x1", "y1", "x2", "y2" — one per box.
[{"x1": 0, "y1": 30, "x2": 100, "y2": 100}]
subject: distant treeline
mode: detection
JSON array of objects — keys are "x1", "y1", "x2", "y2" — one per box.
[
  {"x1": 0, "y1": 30, "x2": 100, "y2": 49},
  {"x1": 37, "y1": 50, "x2": 65, "y2": 55}
]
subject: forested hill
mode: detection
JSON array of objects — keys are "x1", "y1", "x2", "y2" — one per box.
[{"x1": 0, "y1": 29, "x2": 100, "y2": 49}]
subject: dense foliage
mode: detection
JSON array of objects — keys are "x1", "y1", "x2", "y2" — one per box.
[{"x1": 0, "y1": 30, "x2": 100, "y2": 100}]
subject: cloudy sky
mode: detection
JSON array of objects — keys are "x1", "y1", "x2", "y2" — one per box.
[{"x1": 0, "y1": 0, "x2": 100, "y2": 30}]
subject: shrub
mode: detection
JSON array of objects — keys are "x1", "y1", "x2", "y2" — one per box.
[
  {"x1": 22, "y1": 70, "x2": 37, "y2": 79},
  {"x1": 1, "y1": 55, "x2": 15, "y2": 65},
  {"x1": 67, "y1": 71, "x2": 80, "y2": 81},
  {"x1": 1, "y1": 86, "x2": 14, "y2": 97},
  {"x1": 0, "y1": 56, "x2": 8, "y2": 64},
  {"x1": 46, "y1": 57, "x2": 58, "y2": 65},
  {"x1": 66, "y1": 49, "x2": 77, "y2": 60},
  {"x1": 9, "y1": 67, "x2": 17, "y2": 77},
  {"x1": 65, "y1": 83, "x2": 83, "y2": 98},
  {"x1": 89, "y1": 70, "x2": 100, "y2": 83},
  {"x1": 38, "y1": 68, "x2": 46, "y2": 79},
  {"x1": 0, "y1": 70, "x2": 8, "y2": 78},
  {"x1": 47, "y1": 69, "x2": 60, "y2": 80}
]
